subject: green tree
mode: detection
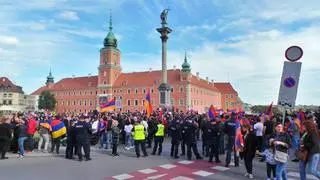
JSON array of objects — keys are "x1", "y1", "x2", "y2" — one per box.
[
  {"x1": 250, "y1": 105, "x2": 281, "y2": 116},
  {"x1": 38, "y1": 90, "x2": 57, "y2": 111}
]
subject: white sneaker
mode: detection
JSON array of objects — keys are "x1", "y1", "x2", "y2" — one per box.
[
  {"x1": 248, "y1": 174, "x2": 254, "y2": 179},
  {"x1": 19, "y1": 155, "x2": 24, "y2": 159},
  {"x1": 125, "y1": 147, "x2": 130, "y2": 150},
  {"x1": 244, "y1": 173, "x2": 249, "y2": 177}
]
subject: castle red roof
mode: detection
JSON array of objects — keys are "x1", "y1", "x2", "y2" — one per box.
[
  {"x1": 190, "y1": 75, "x2": 219, "y2": 92},
  {"x1": 32, "y1": 70, "x2": 224, "y2": 95},
  {"x1": 113, "y1": 69, "x2": 181, "y2": 87},
  {"x1": 0, "y1": 77, "x2": 24, "y2": 93},
  {"x1": 213, "y1": 83, "x2": 237, "y2": 94},
  {"x1": 31, "y1": 76, "x2": 98, "y2": 95}
]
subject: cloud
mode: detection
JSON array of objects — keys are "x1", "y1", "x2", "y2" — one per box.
[
  {"x1": 56, "y1": 11, "x2": 80, "y2": 21},
  {"x1": 0, "y1": 35, "x2": 19, "y2": 45}
]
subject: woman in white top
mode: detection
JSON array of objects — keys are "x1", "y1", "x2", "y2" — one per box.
[{"x1": 124, "y1": 119, "x2": 134, "y2": 150}]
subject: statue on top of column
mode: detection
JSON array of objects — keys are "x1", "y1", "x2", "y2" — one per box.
[{"x1": 160, "y1": 9, "x2": 170, "y2": 25}]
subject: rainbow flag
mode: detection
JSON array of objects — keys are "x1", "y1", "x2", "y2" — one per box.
[
  {"x1": 235, "y1": 116, "x2": 244, "y2": 151},
  {"x1": 144, "y1": 92, "x2": 153, "y2": 117},
  {"x1": 100, "y1": 97, "x2": 116, "y2": 113},
  {"x1": 39, "y1": 120, "x2": 52, "y2": 132},
  {"x1": 208, "y1": 105, "x2": 216, "y2": 120},
  {"x1": 51, "y1": 120, "x2": 66, "y2": 139}
]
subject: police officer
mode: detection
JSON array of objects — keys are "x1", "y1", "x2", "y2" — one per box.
[
  {"x1": 65, "y1": 120, "x2": 76, "y2": 159},
  {"x1": 180, "y1": 116, "x2": 187, "y2": 156},
  {"x1": 169, "y1": 115, "x2": 181, "y2": 159},
  {"x1": 152, "y1": 121, "x2": 165, "y2": 155},
  {"x1": 132, "y1": 120, "x2": 148, "y2": 158},
  {"x1": 75, "y1": 115, "x2": 92, "y2": 161},
  {"x1": 207, "y1": 118, "x2": 221, "y2": 163},
  {"x1": 184, "y1": 117, "x2": 203, "y2": 160},
  {"x1": 200, "y1": 115, "x2": 210, "y2": 157},
  {"x1": 224, "y1": 112, "x2": 238, "y2": 167}
]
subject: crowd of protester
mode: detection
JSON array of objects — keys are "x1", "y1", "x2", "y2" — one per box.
[{"x1": 0, "y1": 107, "x2": 319, "y2": 180}]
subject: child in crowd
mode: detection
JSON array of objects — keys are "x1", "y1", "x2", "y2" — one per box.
[{"x1": 261, "y1": 141, "x2": 277, "y2": 180}]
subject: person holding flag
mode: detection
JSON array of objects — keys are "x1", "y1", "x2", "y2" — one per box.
[{"x1": 50, "y1": 115, "x2": 66, "y2": 154}]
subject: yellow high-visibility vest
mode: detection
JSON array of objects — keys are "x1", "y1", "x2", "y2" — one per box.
[
  {"x1": 133, "y1": 124, "x2": 145, "y2": 140},
  {"x1": 155, "y1": 124, "x2": 165, "y2": 137}
]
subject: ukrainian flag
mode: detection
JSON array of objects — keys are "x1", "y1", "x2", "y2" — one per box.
[
  {"x1": 144, "y1": 92, "x2": 153, "y2": 117},
  {"x1": 51, "y1": 121, "x2": 66, "y2": 139},
  {"x1": 100, "y1": 97, "x2": 116, "y2": 113}
]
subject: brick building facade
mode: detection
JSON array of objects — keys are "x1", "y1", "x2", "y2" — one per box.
[{"x1": 32, "y1": 16, "x2": 242, "y2": 114}]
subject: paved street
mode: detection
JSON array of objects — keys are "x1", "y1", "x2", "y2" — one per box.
[{"x1": 0, "y1": 141, "x2": 317, "y2": 180}]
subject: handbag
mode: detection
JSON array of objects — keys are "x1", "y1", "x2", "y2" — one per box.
[
  {"x1": 274, "y1": 135, "x2": 288, "y2": 163},
  {"x1": 274, "y1": 149, "x2": 288, "y2": 163},
  {"x1": 297, "y1": 148, "x2": 308, "y2": 161}
]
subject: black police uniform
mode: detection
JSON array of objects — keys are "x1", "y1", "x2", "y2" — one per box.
[
  {"x1": 200, "y1": 119, "x2": 210, "y2": 157},
  {"x1": 75, "y1": 121, "x2": 92, "y2": 161},
  {"x1": 207, "y1": 121, "x2": 221, "y2": 163},
  {"x1": 184, "y1": 119, "x2": 202, "y2": 160},
  {"x1": 65, "y1": 123, "x2": 76, "y2": 159},
  {"x1": 0, "y1": 123, "x2": 11, "y2": 159},
  {"x1": 169, "y1": 117, "x2": 181, "y2": 158},
  {"x1": 224, "y1": 116, "x2": 238, "y2": 167},
  {"x1": 180, "y1": 118, "x2": 187, "y2": 156}
]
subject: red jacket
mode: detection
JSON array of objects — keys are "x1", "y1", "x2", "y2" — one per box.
[{"x1": 27, "y1": 119, "x2": 37, "y2": 135}]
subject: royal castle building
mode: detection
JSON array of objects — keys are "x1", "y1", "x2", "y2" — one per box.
[{"x1": 32, "y1": 16, "x2": 242, "y2": 114}]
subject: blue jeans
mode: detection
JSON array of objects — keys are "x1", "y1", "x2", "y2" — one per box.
[
  {"x1": 18, "y1": 137, "x2": 27, "y2": 156},
  {"x1": 125, "y1": 132, "x2": 133, "y2": 147},
  {"x1": 99, "y1": 132, "x2": 106, "y2": 148},
  {"x1": 106, "y1": 131, "x2": 112, "y2": 149},
  {"x1": 299, "y1": 160, "x2": 307, "y2": 180},
  {"x1": 308, "y1": 153, "x2": 320, "y2": 178},
  {"x1": 292, "y1": 135, "x2": 300, "y2": 151},
  {"x1": 276, "y1": 162, "x2": 288, "y2": 180}
]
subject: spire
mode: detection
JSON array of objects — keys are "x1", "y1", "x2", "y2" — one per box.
[
  {"x1": 181, "y1": 51, "x2": 191, "y2": 73},
  {"x1": 103, "y1": 9, "x2": 118, "y2": 48},
  {"x1": 109, "y1": 10, "x2": 113, "y2": 31},
  {"x1": 184, "y1": 51, "x2": 187, "y2": 63},
  {"x1": 46, "y1": 69, "x2": 54, "y2": 85}
]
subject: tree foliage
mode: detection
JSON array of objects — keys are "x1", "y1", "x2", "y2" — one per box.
[
  {"x1": 38, "y1": 90, "x2": 56, "y2": 111},
  {"x1": 250, "y1": 105, "x2": 282, "y2": 115}
]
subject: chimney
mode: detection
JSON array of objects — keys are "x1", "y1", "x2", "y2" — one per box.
[
  {"x1": 211, "y1": 79, "x2": 214, "y2": 83},
  {"x1": 196, "y1": 72, "x2": 199, "y2": 78},
  {"x1": 206, "y1": 77, "x2": 209, "y2": 81},
  {"x1": 149, "y1": 68, "x2": 152, "y2": 72},
  {"x1": 88, "y1": 73, "x2": 91, "y2": 77},
  {"x1": 72, "y1": 75, "x2": 75, "y2": 78},
  {"x1": 173, "y1": 65, "x2": 176, "y2": 70}
]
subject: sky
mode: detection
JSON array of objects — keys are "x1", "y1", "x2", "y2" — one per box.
[{"x1": 0, "y1": 0, "x2": 320, "y2": 105}]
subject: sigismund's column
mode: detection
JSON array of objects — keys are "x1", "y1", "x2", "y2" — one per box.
[{"x1": 157, "y1": 9, "x2": 172, "y2": 107}]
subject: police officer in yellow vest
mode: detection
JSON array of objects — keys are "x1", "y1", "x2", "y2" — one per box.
[
  {"x1": 131, "y1": 120, "x2": 148, "y2": 158},
  {"x1": 152, "y1": 121, "x2": 165, "y2": 155}
]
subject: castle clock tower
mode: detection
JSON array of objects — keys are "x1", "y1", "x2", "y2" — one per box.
[{"x1": 98, "y1": 13, "x2": 122, "y2": 101}]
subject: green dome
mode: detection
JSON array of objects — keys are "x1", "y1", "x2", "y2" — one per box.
[
  {"x1": 103, "y1": 13, "x2": 117, "y2": 48},
  {"x1": 104, "y1": 31, "x2": 117, "y2": 47},
  {"x1": 46, "y1": 70, "x2": 54, "y2": 84},
  {"x1": 181, "y1": 52, "x2": 191, "y2": 73}
]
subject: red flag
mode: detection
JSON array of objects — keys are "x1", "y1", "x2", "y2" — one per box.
[{"x1": 267, "y1": 101, "x2": 273, "y2": 116}]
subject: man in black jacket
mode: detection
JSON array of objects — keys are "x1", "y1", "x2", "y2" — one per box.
[
  {"x1": 224, "y1": 112, "x2": 237, "y2": 167},
  {"x1": 0, "y1": 116, "x2": 12, "y2": 159}
]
